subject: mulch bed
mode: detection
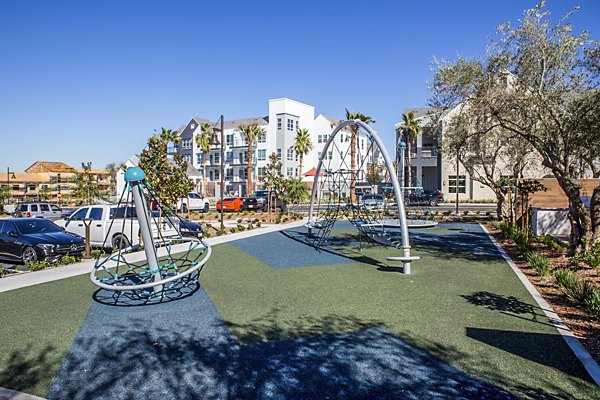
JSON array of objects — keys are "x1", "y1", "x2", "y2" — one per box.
[{"x1": 485, "y1": 224, "x2": 600, "y2": 364}]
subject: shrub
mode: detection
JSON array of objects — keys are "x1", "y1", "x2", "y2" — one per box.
[
  {"x1": 554, "y1": 269, "x2": 587, "y2": 303},
  {"x1": 59, "y1": 255, "x2": 78, "y2": 266},
  {"x1": 463, "y1": 210, "x2": 469, "y2": 216},
  {"x1": 247, "y1": 224, "x2": 254, "y2": 230},
  {"x1": 486, "y1": 211, "x2": 491, "y2": 216},
  {"x1": 275, "y1": 218, "x2": 281, "y2": 224},
  {"x1": 585, "y1": 288, "x2": 600, "y2": 318},
  {"x1": 237, "y1": 224, "x2": 246, "y2": 231},
  {"x1": 90, "y1": 249, "x2": 103, "y2": 259},
  {"x1": 539, "y1": 234, "x2": 565, "y2": 253},
  {"x1": 229, "y1": 227, "x2": 237, "y2": 234},
  {"x1": 572, "y1": 245, "x2": 600, "y2": 272},
  {"x1": 443, "y1": 210, "x2": 451, "y2": 216},
  {"x1": 0, "y1": 267, "x2": 5, "y2": 278},
  {"x1": 204, "y1": 231, "x2": 212, "y2": 238},
  {"x1": 242, "y1": 210, "x2": 248, "y2": 215},
  {"x1": 283, "y1": 217, "x2": 289, "y2": 222},
  {"x1": 236, "y1": 218, "x2": 242, "y2": 223},
  {"x1": 256, "y1": 221, "x2": 261, "y2": 227},
  {"x1": 527, "y1": 252, "x2": 551, "y2": 276},
  {"x1": 28, "y1": 260, "x2": 51, "y2": 271}
]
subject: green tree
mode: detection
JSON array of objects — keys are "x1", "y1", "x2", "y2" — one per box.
[
  {"x1": 73, "y1": 162, "x2": 101, "y2": 205},
  {"x1": 292, "y1": 128, "x2": 313, "y2": 177},
  {"x1": 261, "y1": 152, "x2": 285, "y2": 215},
  {"x1": 196, "y1": 122, "x2": 213, "y2": 198},
  {"x1": 285, "y1": 178, "x2": 308, "y2": 205},
  {"x1": 345, "y1": 109, "x2": 375, "y2": 204},
  {"x1": 0, "y1": 185, "x2": 10, "y2": 212},
  {"x1": 239, "y1": 123, "x2": 266, "y2": 196},
  {"x1": 139, "y1": 128, "x2": 194, "y2": 210},
  {"x1": 39, "y1": 186, "x2": 51, "y2": 201},
  {"x1": 105, "y1": 162, "x2": 125, "y2": 199},
  {"x1": 429, "y1": 1, "x2": 600, "y2": 253},
  {"x1": 397, "y1": 111, "x2": 421, "y2": 187},
  {"x1": 366, "y1": 163, "x2": 383, "y2": 184}
]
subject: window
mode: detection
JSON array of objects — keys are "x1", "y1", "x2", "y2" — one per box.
[
  {"x1": 196, "y1": 153, "x2": 203, "y2": 164},
  {"x1": 295, "y1": 120, "x2": 299, "y2": 131},
  {"x1": 214, "y1": 170, "x2": 220, "y2": 180},
  {"x1": 258, "y1": 134, "x2": 266, "y2": 143},
  {"x1": 295, "y1": 167, "x2": 299, "y2": 176},
  {"x1": 287, "y1": 148, "x2": 294, "y2": 161},
  {"x1": 287, "y1": 167, "x2": 293, "y2": 177},
  {"x1": 226, "y1": 134, "x2": 233, "y2": 146},
  {"x1": 214, "y1": 153, "x2": 220, "y2": 164},
  {"x1": 42, "y1": 184, "x2": 48, "y2": 190},
  {"x1": 182, "y1": 138, "x2": 192, "y2": 149},
  {"x1": 51, "y1": 205, "x2": 60, "y2": 211},
  {"x1": 190, "y1": 123, "x2": 196, "y2": 129},
  {"x1": 89, "y1": 208, "x2": 103, "y2": 220},
  {"x1": 295, "y1": 152, "x2": 298, "y2": 161},
  {"x1": 226, "y1": 168, "x2": 233, "y2": 180},
  {"x1": 209, "y1": 171, "x2": 214, "y2": 181},
  {"x1": 257, "y1": 149, "x2": 266, "y2": 161},
  {"x1": 277, "y1": 148, "x2": 282, "y2": 160},
  {"x1": 12, "y1": 184, "x2": 18, "y2": 191},
  {"x1": 361, "y1": 139, "x2": 364, "y2": 150},
  {"x1": 328, "y1": 151, "x2": 333, "y2": 160},
  {"x1": 243, "y1": 151, "x2": 248, "y2": 162},
  {"x1": 448, "y1": 175, "x2": 466, "y2": 194},
  {"x1": 0, "y1": 221, "x2": 15, "y2": 235},
  {"x1": 28, "y1": 184, "x2": 36, "y2": 191},
  {"x1": 257, "y1": 167, "x2": 266, "y2": 177},
  {"x1": 40, "y1": 204, "x2": 49, "y2": 211},
  {"x1": 31, "y1": 205, "x2": 38, "y2": 212},
  {"x1": 70, "y1": 208, "x2": 88, "y2": 221},
  {"x1": 277, "y1": 118, "x2": 282, "y2": 130},
  {"x1": 226, "y1": 151, "x2": 233, "y2": 163},
  {"x1": 287, "y1": 119, "x2": 294, "y2": 131},
  {"x1": 184, "y1": 154, "x2": 192, "y2": 163}
]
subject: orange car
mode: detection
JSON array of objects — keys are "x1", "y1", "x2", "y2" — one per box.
[{"x1": 216, "y1": 197, "x2": 259, "y2": 212}]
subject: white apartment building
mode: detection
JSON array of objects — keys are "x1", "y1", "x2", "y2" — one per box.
[
  {"x1": 173, "y1": 98, "x2": 383, "y2": 198},
  {"x1": 395, "y1": 107, "x2": 547, "y2": 201}
]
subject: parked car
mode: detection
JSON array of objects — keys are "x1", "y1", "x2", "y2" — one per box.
[
  {"x1": 151, "y1": 211, "x2": 204, "y2": 239},
  {"x1": 13, "y1": 202, "x2": 62, "y2": 221},
  {"x1": 361, "y1": 194, "x2": 385, "y2": 210},
  {"x1": 216, "y1": 197, "x2": 259, "y2": 212},
  {"x1": 406, "y1": 190, "x2": 444, "y2": 207},
  {"x1": 54, "y1": 205, "x2": 177, "y2": 250},
  {"x1": 0, "y1": 218, "x2": 84, "y2": 263},
  {"x1": 249, "y1": 190, "x2": 288, "y2": 212},
  {"x1": 177, "y1": 192, "x2": 210, "y2": 213}
]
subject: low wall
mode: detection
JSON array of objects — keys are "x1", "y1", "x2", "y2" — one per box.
[{"x1": 531, "y1": 208, "x2": 570, "y2": 237}]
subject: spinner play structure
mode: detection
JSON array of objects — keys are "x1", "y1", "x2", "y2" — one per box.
[
  {"x1": 90, "y1": 167, "x2": 212, "y2": 302},
  {"x1": 306, "y1": 120, "x2": 420, "y2": 274}
]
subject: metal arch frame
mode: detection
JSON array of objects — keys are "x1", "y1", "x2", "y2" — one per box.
[{"x1": 307, "y1": 119, "x2": 417, "y2": 274}]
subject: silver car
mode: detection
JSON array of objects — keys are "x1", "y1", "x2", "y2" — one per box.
[
  {"x1": 361, "y1": 194, "x2": 385, "y2": 210},
  {"x1": 13, "y1": 202, "x2": 63, "y2": 221}
]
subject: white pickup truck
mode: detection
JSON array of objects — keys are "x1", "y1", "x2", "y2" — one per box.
[
  {"x1": 177, "y1": 192, "x2": 210, "y2": 213},
  {"x1": 54, "y1": 204, "x2": 177, "y2": 249}
]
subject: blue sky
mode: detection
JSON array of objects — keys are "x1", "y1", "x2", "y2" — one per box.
[{"x1": 1, "y1": 0, "x2": 598, "y2": 171}]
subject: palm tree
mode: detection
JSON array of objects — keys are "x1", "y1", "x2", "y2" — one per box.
[
  {"x1": 345, "y1": 109, "x2": 375, "y2": 204},
  {"x1": 196, "y1": 123, "x2": 213, "y2": 198},
  {"x1": 292, "y1": 128, "x2": 313, "y2": 178},
  {"x1": 397, "y1": 111, "x2": 421, "y2": 188},
  {"x1": 239, "y1": 123, "x2": 265, "y2": 196}
]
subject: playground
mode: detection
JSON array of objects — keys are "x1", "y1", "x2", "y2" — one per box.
[
  {"x1": 1, "y1": 121, "x2": 598, "y2": 399},
  {"x1": 0, "y1": 221, "x2": 599, "y2": 399}
]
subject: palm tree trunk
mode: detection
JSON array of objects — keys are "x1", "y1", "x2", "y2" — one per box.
[
  {"x1": 350, "y1": 129, "x2": 356, "y2": 204},
  {"x1": 406, "y1": 141, "x2": 412, "y2": 188},
  {"x1": 299, "y1": 154, "x2": 304, "y2": 178},
  {"x1": 203, "y1": 153, "x2": 207, "y2": 198},
  {"x1": 247, "y1": 143, "x2": 253, "y2": 196}
]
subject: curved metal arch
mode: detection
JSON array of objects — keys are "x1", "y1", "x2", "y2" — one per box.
[{"x1": 307, "y1": 119, "x2": 416, "y2": 273}]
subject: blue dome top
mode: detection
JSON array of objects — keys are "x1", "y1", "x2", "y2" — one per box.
[
  {"x1": 398, "y1": 141, "x2": 407, "y2": 149},
  {"x1": 124, "y1": 167, "x2": 146, "y2": 183}
]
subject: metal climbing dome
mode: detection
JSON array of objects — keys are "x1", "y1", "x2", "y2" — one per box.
[
  {"x1": 306, "y1": 119, "x2": 419, "y2": 274},
  {"x1": 90, "y1": 167, "x2": 212, "y2": 303}
]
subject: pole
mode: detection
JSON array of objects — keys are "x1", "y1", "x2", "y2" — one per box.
[
  {"x1": 124, "y1": 167, "x2": 162, "y2": 293},
  {"x1": 220, "y1": 115, "x2": 225, "y2": 230},
  {"x1": 455, "y1": 146, "x2": 459, "y2": 215}
]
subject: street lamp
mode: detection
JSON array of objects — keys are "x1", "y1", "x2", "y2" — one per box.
[
  {"x1": 6, "y1": 167, "x2": 16, "y2": 203},
  {"x1": 209, "y1": 115, "x2": 225, "y2": 230}
]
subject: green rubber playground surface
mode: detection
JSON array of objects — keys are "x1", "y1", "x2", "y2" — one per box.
[{"x1": 0, "y1": 222, "x2": 598, "y2": 399}]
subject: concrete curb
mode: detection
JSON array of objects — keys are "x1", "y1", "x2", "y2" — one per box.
[
  {"x1": 0, "y1": 386, "x2": 45, "y2": 400},
  {"x1": 480, "y1": 223, "x2": 600, "y2": 387},
  {"x1": 0, "y1": 219, "x2": 308, "y2": 294}
]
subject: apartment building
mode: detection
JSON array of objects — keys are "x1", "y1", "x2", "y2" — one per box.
[
  {"x1": 395, "y1": 107, "x2": 547, "y2": 201},
  {"x1": 173, "y1": 98, "x2": 382, "y2": 198}
]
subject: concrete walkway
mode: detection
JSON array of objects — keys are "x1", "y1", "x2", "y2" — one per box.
[{"x1": 0, "y1": 219, "x2": 308, "y2": 294}]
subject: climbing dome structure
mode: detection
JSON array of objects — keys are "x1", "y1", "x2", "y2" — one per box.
[
  {"x1": 306, "y1": 119, "x2": 419, "y2": 274},
  {"x1": 90, "y1": 167, "x2": 212, "y2": 303}
]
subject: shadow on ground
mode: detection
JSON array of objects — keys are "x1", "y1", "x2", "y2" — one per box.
[{"x1": 45, "y1": 289, "x2": 516, "y2": 400}]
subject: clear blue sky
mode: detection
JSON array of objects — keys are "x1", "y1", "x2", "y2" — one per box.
[{"x1": 1, "y1": 0, "x2": 598, "y2": 172}]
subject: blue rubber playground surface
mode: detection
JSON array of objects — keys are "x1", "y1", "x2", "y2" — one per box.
[{"x1": 0, "y1": 222, "x2": 598, "y2": 399}]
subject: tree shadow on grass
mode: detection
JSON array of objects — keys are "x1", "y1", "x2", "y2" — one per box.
[
  {"x1": 46, "y1": 303, "x2": 519, "y2": 400},
  {"x1": 0, "y1": 345, "x2": 60, "y2": 397}
]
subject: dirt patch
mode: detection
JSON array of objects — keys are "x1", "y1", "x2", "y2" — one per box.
[{"x1": 485, "y1": 224, "x2": 600, "y2": 364}]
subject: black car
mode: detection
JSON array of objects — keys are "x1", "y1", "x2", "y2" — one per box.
[
  {"x1": 406, "y1": 190, "x2": 445, "y2": 207},
  {"x1": 249, "y1": 190, "x2": 287, "y2": 212},
  {"x1": 0, "y1": 218, "x2": 85, "y2": 264}
]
